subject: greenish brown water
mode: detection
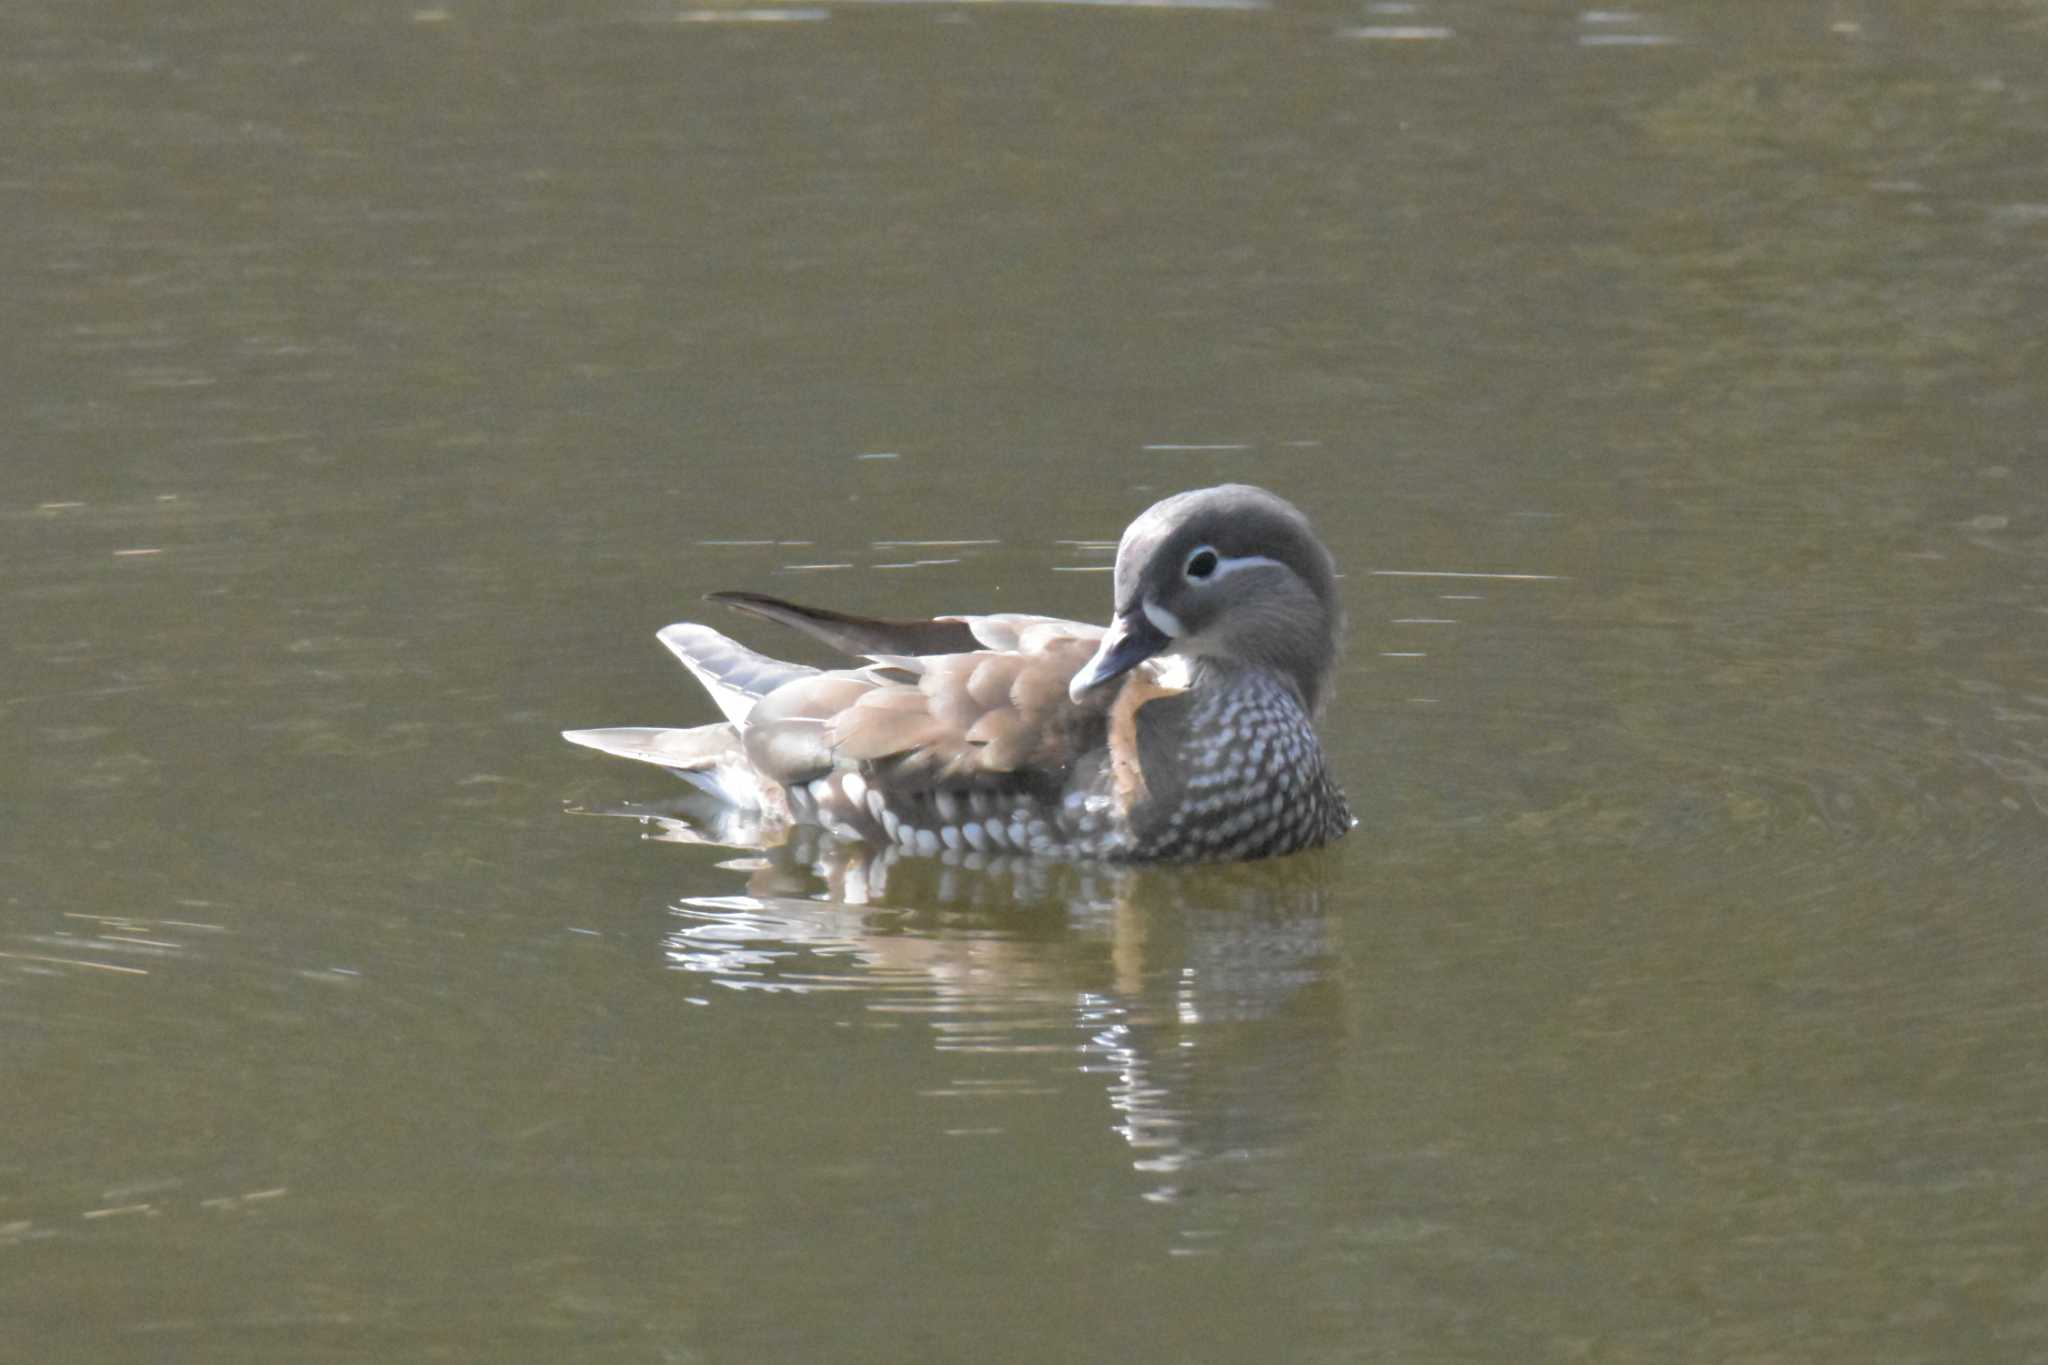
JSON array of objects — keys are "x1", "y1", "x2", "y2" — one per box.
[{"x1": 7, "y1": 1, "x2": 2048, "y2": 1360}]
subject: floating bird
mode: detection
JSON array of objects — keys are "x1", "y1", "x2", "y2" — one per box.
[{"x1": 565, "y1": 484, "x2": 1352, "y2": 862}]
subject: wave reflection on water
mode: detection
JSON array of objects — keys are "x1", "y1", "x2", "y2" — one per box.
[{"x1": 656, "y1": 847, "x2": 1347, "y2": 1206}]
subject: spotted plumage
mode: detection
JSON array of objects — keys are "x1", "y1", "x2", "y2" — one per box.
[{"x1": 565, "y1": 484, "x2": 1353, "y2": 863}]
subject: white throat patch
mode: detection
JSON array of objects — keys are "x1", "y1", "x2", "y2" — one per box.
[{"x1": 1141, "y1": 599, "x2": 1185, "y2": 639}]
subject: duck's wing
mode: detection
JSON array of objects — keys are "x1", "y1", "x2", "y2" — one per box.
[
  {"x1": 566, "y1": 603, "x2": 1108, "y2": 778},
  {"x1": 737, "y1": 629, "x2": 1115, "y2": 789}
]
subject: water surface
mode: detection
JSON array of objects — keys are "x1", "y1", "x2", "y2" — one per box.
[{"x1": 7, "y1": 0, "x2": 2048, "y2": 1360}]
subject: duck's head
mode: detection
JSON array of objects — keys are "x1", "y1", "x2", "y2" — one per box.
[{"x1": 1067, "y1": 484, "x2": 1343, "y2": 715}]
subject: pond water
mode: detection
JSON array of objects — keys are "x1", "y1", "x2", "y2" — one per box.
[{"x1": 7, "y1": 0, "x2": 2048, "y2": 1360}]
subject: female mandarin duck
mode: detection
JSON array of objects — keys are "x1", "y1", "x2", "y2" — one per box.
[{"x1": 565, "y1": 484, "x2": 1353, "y2": 862}]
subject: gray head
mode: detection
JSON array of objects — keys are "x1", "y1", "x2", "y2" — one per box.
[{"x1": 1068, "y1": 484, "x2": 1343, "y2": 714}]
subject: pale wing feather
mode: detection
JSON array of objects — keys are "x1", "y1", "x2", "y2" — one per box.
[
  {"x1": 656, "y1": 623, "x2": 817, "y2": 726},
  {"x1": 562, "y1": 725, "x2": 739, "y2": 769},
  {"x1": 941, "y1": 613, "x2": 1101, "y2": 655},
  {"x1": 735, "y1": 630, "x2": 1111, "y2": 785}
]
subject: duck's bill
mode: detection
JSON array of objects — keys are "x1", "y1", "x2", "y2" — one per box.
[{"x1": 1068, "y1": 609, "x2": 1172, "y2": 702}]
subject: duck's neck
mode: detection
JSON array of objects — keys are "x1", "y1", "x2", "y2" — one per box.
[{"x1": 1187, "y1": 655, "x2": 1314, "y2": 717}]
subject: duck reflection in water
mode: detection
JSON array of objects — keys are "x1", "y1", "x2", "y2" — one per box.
[{"x1": 578, "y1": 795, "x2": 1348, "y2": 1209}]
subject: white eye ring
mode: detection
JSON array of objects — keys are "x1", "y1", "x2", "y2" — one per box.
[{"x1": 1184, "y1": 545, "x2": 1219, "y2": 581}]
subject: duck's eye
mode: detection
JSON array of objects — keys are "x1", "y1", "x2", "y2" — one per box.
[{"x1": 1184, "y1": 547, "x2": 1219, "y2": 581}]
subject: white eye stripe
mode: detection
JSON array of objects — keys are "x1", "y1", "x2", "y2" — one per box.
[{"x1": 1202, "y1": 553, "x2": 1285, "y2": 582}]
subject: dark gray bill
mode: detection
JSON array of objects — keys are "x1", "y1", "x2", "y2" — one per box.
[{"x1": 1068, "y1": 609, "x2": 1172, "y2": 702}]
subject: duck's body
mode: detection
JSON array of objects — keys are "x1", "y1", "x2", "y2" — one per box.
[{"x1": 565, "y1": 484, "x2": 1353, "y2": 863}]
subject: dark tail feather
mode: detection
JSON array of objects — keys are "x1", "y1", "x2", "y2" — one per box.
[{"x1": 708, "y1": 591, "x2": 981, "y2": 658}]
